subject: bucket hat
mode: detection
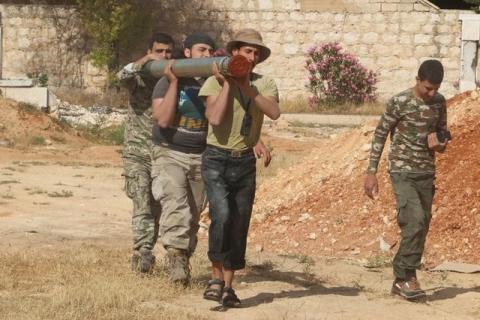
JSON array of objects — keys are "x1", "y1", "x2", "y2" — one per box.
[{"x1": 226, "y1": 29, "x2": 271, "y2": 63}]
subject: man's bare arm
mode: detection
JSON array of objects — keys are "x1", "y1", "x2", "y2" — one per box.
[{"x1": 152, "y1": 61, "x2": 178, "y2": 128}]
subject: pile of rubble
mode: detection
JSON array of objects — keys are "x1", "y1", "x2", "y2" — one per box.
[{"x1": 251, "y1": 89, "x2": 480, "y2": 267}]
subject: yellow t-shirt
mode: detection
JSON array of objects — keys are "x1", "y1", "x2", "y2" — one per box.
[{"x1": 198, "y1": 73, "x2": 279, "y2": 150}]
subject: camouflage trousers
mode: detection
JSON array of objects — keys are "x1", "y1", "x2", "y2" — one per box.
[
  {"x1": 151, "y1": 145, "x2": 206, "y2": 255},
  {"x1": 390, "y1": 172, "x2": 435, "y2": 279},
  {"x1": 123, "y1": 147, "x2": 162, "y2": 252}
]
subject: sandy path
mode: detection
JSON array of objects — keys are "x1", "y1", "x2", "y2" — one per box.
[{"x1": 1, "y1": 146, "x2": 479, "y2": 320}]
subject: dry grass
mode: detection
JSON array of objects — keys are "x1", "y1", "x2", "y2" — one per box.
[
  {"x1": 256, "y1": 147, "x2": 307, "y2": 185},
  {"x1": 280, "y1": 96, "x2": 385, "y2": 115},
  {"x1": 0, "y1": 245, "x2": 210, "y2": 320},
  {"x1": 54, "y1": 88, "x2": 129, "y2": 109}
]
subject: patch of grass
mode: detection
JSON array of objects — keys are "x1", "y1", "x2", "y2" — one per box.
[
  {"x1": 33, "y1": 202, "x2": 50, "y2": 205},
  {"x1": 28, "y1": 187, "x2": 48, "y2": 195},
  {"x1": 280, "y1": 96, "x2": 313, "y2": 113},
  {"x1": 17, "y1": 102, "x2": 41, "y2": 114},
  {"x1": 30, "y1": 135, "x2": 47, "y2": 146},
  {"x1": 249, "y1": 260, "x2": 275, "y2": 271},
  {"x1": 77, "y1": 123, "x2": 125, "y2": 146},
  {"x1": 0, "y1": 246, "x2": 209, "y2": 320},
  {"x1": 364, "y1": 254, "x2": 392, "y2": 269},
  {"x1": 288, "y1": 120, "x2": 358, "y2": 129},
  {"x1": 280, "y1": 96, "x2": 385, "y2": 115},
  {"x1": 47, "y1": 190, "x2": 73, "y2": 198},
  {"x1": 54, "y1": 87, "x2": 129, "y2": 109},
  {"x1": 101, "y1": 123, "x2": 125, "y2": 145},
  {"x1": 256, "y1": 148, "x2": 306, "y2": 185},
  {"x1": 296, "y1": 254, "x2": 317, "y2": 282},
  {"x1": 49, "y1": 134, "x2": 67, "y2": 144},
  {"x1": 0, "y1": 180, "x2": 20, "y2": 185},
  {"x1": 3, "y1": 167, "x2": 16, "y2": 171},
  {"x1": 20, "y1": 161, "x2": 49, "y2": 166},
  {"x1": 54, "y1": 182, "x2": 82, "y2": 188},
  {"x1": 73, "y1": 174, "x2": 85, "y2": 178},
  {"x1": 1, "y1": 193, "x2": 15, "y2": 199}
]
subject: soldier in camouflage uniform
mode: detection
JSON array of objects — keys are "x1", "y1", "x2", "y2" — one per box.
[
  {"x1": 364, "y1": 60, "x2": 449, "y2": 301},
  {"x1": 117, "y1": 33, "x2": 175, "y2": 273}
]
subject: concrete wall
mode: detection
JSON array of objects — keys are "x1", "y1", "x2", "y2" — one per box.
[{"x1": 0, "y1": 1, "x2": 471, "y2": 101}]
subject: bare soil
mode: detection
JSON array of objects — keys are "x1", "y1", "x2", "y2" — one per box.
[{"x1": 1, "y1": 95, "x2": 480, "y2": 319}]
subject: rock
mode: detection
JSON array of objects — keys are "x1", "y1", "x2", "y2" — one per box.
[
  {"x1": 298, "y1": 212, "x2": 312, "y2": 222},
  {"x1": 280, "y1": 215, "x2": 291, "y2": 221},
  {"x1": 254, "y1": 244, "x2": 263, "y2": 252},
  {"x1": 0, "y1": 139, "x2": 13, "y2": 147},
  {"x1": 308, "y1": 233, "x2": 317, "y2": 240},
  {"x1": 360, "y1": 143, "x2": 371, "y2": 152},
  {"x1": 379, "y1": 236, "x2": 391, "y2": 252},
  {"x1": 382, "y1": 215, "x2": 390, "y2": 225},
  {"x1": 44, "y1": 139, "x2": 52, "y2": 146},
  {"x1": 351, "y1": 248, "x2": 361, "y2": 255},
  {"x1": 471, "y1": 90, "x2": 479, "y2": 100}
]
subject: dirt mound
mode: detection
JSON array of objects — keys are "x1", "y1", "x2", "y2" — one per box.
[
  {"x1": 251, "y1": 90, "x2": 480, "y2": 267},
  {"x1": 0, "y1": 98, "x2": 87, "y2": 148}
]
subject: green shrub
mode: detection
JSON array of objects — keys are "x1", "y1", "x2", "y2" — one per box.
[
  {"x1": 465, "y1": 0, "x2": 480, "y2": 13},
  {"x1": 305, "y1": 42, "x2": 378, "y2": 108},
  {"x1": 76, "y1": 0, "x2": 154, "y2": 76},
  {"x1": 30, "y1": 136, "x2": 46, "y2": 146}
]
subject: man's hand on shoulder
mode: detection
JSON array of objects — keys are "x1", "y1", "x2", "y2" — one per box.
[{"x1": 364, "y1": 173, "x2": 379, "y2": 200}]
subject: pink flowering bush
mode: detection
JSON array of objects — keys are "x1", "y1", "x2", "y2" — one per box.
[{"x1": 305, "y1": 42, "x2": 378, "y2": 107}]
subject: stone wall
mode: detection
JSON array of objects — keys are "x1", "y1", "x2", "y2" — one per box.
[
  {"x1": 0, "y1": 1, "x2": 470, "y2": 101},
  {"x1": 181, "y1": 0, "x2": 465, "y2": 100},
  {"x1": 0, "y1": 4, "x2": 106, "y2": 93}
]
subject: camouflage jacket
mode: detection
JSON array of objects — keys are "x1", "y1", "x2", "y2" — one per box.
[
  {"x1": 367, "y1": 88, "x2": 447, "y2": 174},
  {"x1": 117, "y1": 62, "x2": 159, "y2": 155}
]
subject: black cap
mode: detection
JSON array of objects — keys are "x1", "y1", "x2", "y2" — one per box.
[{"x1": 183, "y1": 32, "x2": 216, "y2": 50}]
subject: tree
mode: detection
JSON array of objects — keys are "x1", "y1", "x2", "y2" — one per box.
[
  {"x1": 464, "y1": 0, "x2": 480, "y2": 13},
  {"x1": 76, "y1": 0, "x2": 154, "y2": 76}
]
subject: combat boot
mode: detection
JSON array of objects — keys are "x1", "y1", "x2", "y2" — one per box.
[
  {"x1": 166, "y1": 248, "x2": 190, "y2": 285},
  {"x1": 131, "y1": 249, "x2": 156, "y2": 274},
  {"x1": 397, "y1": 270, "x2": 426, "y2": 300}
]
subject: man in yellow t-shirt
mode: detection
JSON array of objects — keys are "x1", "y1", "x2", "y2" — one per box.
[{"x1": 198, "y1": 28, "x2": 280, "y2": 308}]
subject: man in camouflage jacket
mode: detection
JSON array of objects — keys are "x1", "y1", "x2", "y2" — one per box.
[
  {"x1": 117, "y1": 33, "x2": 175, "y2": 273},
  {"x1": 364, "y1": 60, "x2": 449, "y2": 300}
]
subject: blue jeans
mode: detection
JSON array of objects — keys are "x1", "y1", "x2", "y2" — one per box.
[{"x1": 201, "y1": 145, "x2": 256, "y2": 270}]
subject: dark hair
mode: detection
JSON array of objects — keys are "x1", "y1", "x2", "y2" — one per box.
[
  {"x1": 149, "y1": 32, "x2": 175, "y2": 49},
  {"x1": 171, "y1": 47, "x2": 185, "y2": 59},
  {"x1": 183, "y1": 32, "x2": 216, "y2": 50},
  {"x1": 418, "y1": 59, "x2": 444, "y2": 85}
]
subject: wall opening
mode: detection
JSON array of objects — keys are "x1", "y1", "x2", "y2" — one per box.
[{"x1": 428, "y1": 0, "x2": 472, "y2": 10}]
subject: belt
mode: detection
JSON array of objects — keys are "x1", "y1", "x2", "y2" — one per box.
[{"x1": 207, "y1": 145, "x2": 254, "y2": 158}]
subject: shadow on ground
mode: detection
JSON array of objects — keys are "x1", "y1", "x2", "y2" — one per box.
[
  {"x1": 207, "y1": 262, "x2": 362, "y2": 310},
  {"x1": 427, "y1": 286, "x2": 480, "y2": 302}
]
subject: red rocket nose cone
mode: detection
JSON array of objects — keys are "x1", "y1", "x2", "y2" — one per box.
[{"x1": 228, "y1": 55, "x2": 251, "y2": 78}]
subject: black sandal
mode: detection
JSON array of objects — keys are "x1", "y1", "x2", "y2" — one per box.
[
  {"x1": 203, "y1": 279, "x2": 224, "y2": 302},
  {"x1": 222, "y1": 287, "x2": 241, "y2": 308}
]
